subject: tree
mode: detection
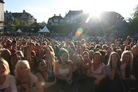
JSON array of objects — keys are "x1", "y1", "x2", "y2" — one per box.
[
  {"x1": 13, "y1": 18, "x2": 20, "y2": 26},
  {"x1": 127, "y1": 5, "x2": 138, "y2": 35},
  {"x1": 30, "y1": 22, "x2": 39, "y2": 27},
  {"x1": 22, "y1": 21, "x2": 28, "y2": 26},
  {"x1": 132, "y1": 5, "x2": 138, "y2": 20}
]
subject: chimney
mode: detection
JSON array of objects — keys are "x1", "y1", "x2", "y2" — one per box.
[
  {"x1": 59, "y1": 14, "x2": 61, "y2": 16},
  {"x1": 0, "y1": 0, "x2": 4, "y2": 3},
  {"x1": 6, "y1": 10, "x2": 8, "y2": 13},
  {"x1": 54, "y1": 14, "x2": 56, "y2": 16},
  {"x1": 23, "y1": 10, "x2": 25, "y2": 13}
]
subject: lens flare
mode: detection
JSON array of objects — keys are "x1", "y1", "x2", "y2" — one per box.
[
  {"x1": 72, "y1": 36, "x2": 78, "y2": 41},
  {"x1": 75, "y1": 31, "x2": 81, "y2": 37},
  {"x1": 75, "y1": 28, "x2": 83, "y2": 37}
]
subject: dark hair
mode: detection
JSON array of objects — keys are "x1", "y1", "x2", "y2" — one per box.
[
  {"x1": 12, "y1": 40, "x2": 16, "y2": 44},
  {"x1": 99, "y1": 50, "x2": 105, "y2": 56},
  {"x1": 58, "y1": 48, "x2": 69, "y2": 63},
  {"x1": 108, "y1": 52, "x2": 121, "y2": 71},
  {"x1": 35, "y1": 59, "x2": 46, "y2": 68},
  {"x1": 34, "y1": 59, "x2": 46, "y2": 73}
]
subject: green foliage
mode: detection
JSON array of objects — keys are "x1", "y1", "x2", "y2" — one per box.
[
  {"x1": 30, "y1": 22, "x2": 40, "y2": 27},
  {"x1": 13, "y1": 18, "x2": 20, "y2": 26},
  {"x1": 47, "y1": 23, "x2": 80, "y2": 34},
  {"x1": 127, "y1": 5, "x2": 138, "y2": 34},
  {"x1": 132, "y1": 5, "x2": 138, "y2": 20},
  {"x1": 22, "y1": 21, "x2": 28, "y2": 26}
]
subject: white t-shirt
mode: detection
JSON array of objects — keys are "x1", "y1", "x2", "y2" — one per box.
[
  {"x1": 91, "y1": 63, "x2": 105, "y2": 75},
  {"x1": 0, "y1": 75, "x2": 17, "y2": 92}
]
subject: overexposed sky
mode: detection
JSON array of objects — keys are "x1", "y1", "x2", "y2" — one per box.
[{"x1": 4, "y1": 0, "x2": 138, "y2": 22}]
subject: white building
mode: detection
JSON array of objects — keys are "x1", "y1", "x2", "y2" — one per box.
[{"x1": 0, "y1": 0, "x2": 4, "y2": 31}]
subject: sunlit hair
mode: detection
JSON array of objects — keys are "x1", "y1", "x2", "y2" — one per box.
[
  {"x1": 0, "y1": 57, "x2": 10, "y2": 75},
  {"x1": 47, "y1": 45, "x2": 55, "y2": 59},
  {"x1": 108, "y1": 52, "x2": 121, "y2": 70},
  {"x1": 124, "y1": 45, "x2": 131, "y2": 51},
  {"x1": 116, "y1": 49, "x2": 122, "y2": 58},
  {"x1": 82, "y1": 51, "x2": 89, "y2": 57},
  {"x1": 16, "y1": 51, "x2": 24, "y2": 59},
  {"x1": 15, "y1": 60, "x2": 31, "y2": 80},
  {"x1": 121, "y1": 50, "x2": 133, "y2": 70},
  {"x1": 92, "y1": 51, "x2": 102, "y2": 63},
  {"x1": 59, "y1": 48, "x2": 69, "y2": 62},
  {"x1": 102, "y1": 44, "x2": 108, "y2": 50}
]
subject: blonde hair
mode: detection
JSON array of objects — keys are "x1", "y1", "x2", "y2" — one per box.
[
  {"x1": 15, "y1": 60, "x2": 31, "y2": 80},
  {"x1": 0, "y1": 57, "x2": 10, "y2": 75},
  {"x1": 121, "y1": 50, "x2": 133, "y2": 70}
]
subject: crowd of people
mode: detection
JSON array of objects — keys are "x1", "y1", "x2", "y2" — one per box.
[{"x1": 0, "y1": 34, "x2": 138, "y2": 92}]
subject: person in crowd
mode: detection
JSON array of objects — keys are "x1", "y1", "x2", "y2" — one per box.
[
  {"x1": 102, "y1": 44, "x2": 108, "y2": 50},
  {"x1": 5, "y1": 39, "x2": 12, "y2": 50},
  {"x1": 0, "y1": 57, "x2": 17, "y2": 92},
  {"x1": 131, "y1": 44, "x2": 138, "y2": 91},
  {"x1": 82, "y1": 51, "x2": 91, "y2": 70},
  {"x1": 120, "y1": 50, "x2": 136, "y2": 92},
  {"x1": 9, "y1": 53, "x2": 21, "y2": 75},
  {"x1": 10, "y1": 40, "x2": 17, "y2": 55},
  {"x1": 35, "y1": 59, "x2": 57, "y2": 92},
  {"x1": 15, "y1": 60, "x2": 44, "y2": 92},
  {"x1": 87, "y1": 51, "x2": 106, "y2": 92},
  {"x1": 116, "y1": 49, "x2": 122, "y2": 58},
  {"x1": 72, "y1": 54, "x2": 86, "y2": 92},
  {"x1": 16, "y1": 51, "x2": 24, "y2": 59},
  {"x1": 105, "y1": 52, "x2": 126, "y2": 92},
  {"x1": 99, "y1": 50, "x2": 107, "y2": 65},
  {"x1": 121, "y1": 50, "x2": 134, "y2": 79},
  {"x1": 89, "y1": 50, "x2": 94, "y2": 61},
  {"x1": 54, "y1": 48, "x2": 73, "y2": 92},
  {"x1": 0, "y1": 49, "x2": 11, "y2": 62}
]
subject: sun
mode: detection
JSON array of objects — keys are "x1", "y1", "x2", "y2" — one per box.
[
  {"x1": 82, "y1": 0, "x2": 104, "y2": 23},
  {"x1": 85, "y1": 10, "x2": 102, "y2": 23}
]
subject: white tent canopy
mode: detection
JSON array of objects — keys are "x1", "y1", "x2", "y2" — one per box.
[
  {"x1": 39, "y1": 26, "x2": 50, "y2": 33},
  {"x1": 17, "y1": 29, "x2": 22, "y2": 33}
]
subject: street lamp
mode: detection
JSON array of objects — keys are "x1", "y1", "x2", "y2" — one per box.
[{"x1": 0, "y1": 0, "x2": 4, "y2": 31}]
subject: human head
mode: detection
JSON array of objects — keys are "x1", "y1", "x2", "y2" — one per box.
[
  {"x1": 121, "y1": 50, "x2": 133, "y2": 70},
  {"x1": 89, "y1": 50, "x2": 94, "y2": 61},
  {"x1": 124, "y1": 45, "x2": 131, "y2": 51},
  {"x1": 0, "y1": 49, "x2": 11, "y2": 62},
  {"x1": 82, "y1": 51, "x2": 89, "y2": 60},
  {"x1": 15, "y1": 60, "x2": 31, "y2": 79},
  {"x1": 0, "y1": 57, "x2": 10, "y2": 75},
  {"x1": 35, "y1": 59, "x2": 47, "y2": 72},
  {"x1": 116, "y1": 49, "x2": 122, "y2": 58},
  {"x1": 59, "y1": 48, "x2": 69, "y2": 62},
  {"x1": 92, "y1": 51, "x2": 101, "y2": 64},
  {"x1": 99, "y1": 50, "x2": 105, "y2": 62},
  {"x1": 102, "y1": 44, "x2": 108, "y2": 50},
  {"x1": 108, "y1": 52, "x2": 121, "y2": 69},
  {"x1": 10, "y1": 53, "x2": 21, "y2": 67},
  {"x1": 81, "y1": 39, "x2": 85, "y2": 45}
]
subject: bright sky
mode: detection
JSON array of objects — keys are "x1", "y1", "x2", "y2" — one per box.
[{"x1": 4, "y1": 0, "x2": 138, "y2": 23}]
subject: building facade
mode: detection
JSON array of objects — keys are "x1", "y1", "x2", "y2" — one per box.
[
  {"x1": 5, "y1": 10, "x2": 37, "y2": 25},
  {"x1": 48, "y1": 10, "x2": 84, "y2": 24},
  {"x1": 48, "y1": 14, "x2": 64, "y2": 25},
  {"x1": 0, "y1": 0, "x2": 4, "y2": 31},
  {"x1": 64, "y1": 10, "x2": 83, "y2": 23}
]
